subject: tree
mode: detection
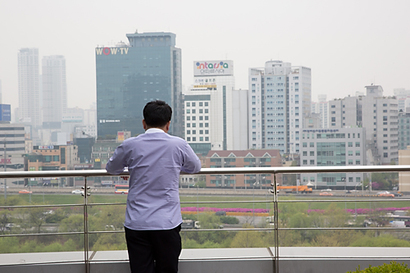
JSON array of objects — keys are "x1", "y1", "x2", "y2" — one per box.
[{"x1": 230, "y1": 224, "x2": 266, "y2": 248}]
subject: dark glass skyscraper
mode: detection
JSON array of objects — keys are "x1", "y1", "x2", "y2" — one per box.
[{"x1": 96, "y1": 31, "x2": 183, "y2": 138}]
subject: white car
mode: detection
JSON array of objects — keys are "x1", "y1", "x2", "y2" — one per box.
[
  {"x1": 72, "y1": 189, "x2": 84, "y2": 195},
  {"x1": 321, "y1": 189, "x2": 332, "y2": 192}
]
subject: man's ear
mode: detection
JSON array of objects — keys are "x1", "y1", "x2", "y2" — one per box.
[
  {"x1": 142, "y1": 119, "x2": 147, "y2": 130},
  {"x1": 165, "y1": 121, "x2": 171, "y2": 132}
]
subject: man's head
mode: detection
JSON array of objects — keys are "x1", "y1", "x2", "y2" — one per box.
[{"x1": 143, "y1": 100, "x2": 172, "y2": 130}]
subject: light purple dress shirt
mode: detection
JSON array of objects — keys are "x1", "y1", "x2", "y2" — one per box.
[{"x1": 106, "y1": 128, "x2": 201, "y2": 230}]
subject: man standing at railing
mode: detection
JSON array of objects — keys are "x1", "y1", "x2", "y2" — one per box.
[{"x1": 106, "y1": 100, "x2": 202, "y2": 273}]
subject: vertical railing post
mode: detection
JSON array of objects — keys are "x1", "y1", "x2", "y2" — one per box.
[
  {"x1": 83, "y1": 176, "x2": 90, "y2": 273},
  {"x1": 273, "y1": 173, "x2": 279, "y2": 273}
]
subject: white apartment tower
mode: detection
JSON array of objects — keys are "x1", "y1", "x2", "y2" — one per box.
[
  {"x1": 183, "y1": 61, "x2": 236, "y2": 155},
  {"x1": 311, "y1": 94, "x2": 329, "y2": 128},
  {"x1": 248, "y1": 61, "x2": 311, "y2": 154},
  {"x1": 42, "y1": 55, "x2": 67, "y2": 126},
  {"x1": 329, "y1": 85, "x2": 398, "y2": 165},
  {"x1": 18, "y1": 48, "x2": 41, "y2": 128}
]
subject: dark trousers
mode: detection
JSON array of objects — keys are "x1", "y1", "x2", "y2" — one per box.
[{"x1": 125, "y1": 225, "x2": 182, "y2": 273}]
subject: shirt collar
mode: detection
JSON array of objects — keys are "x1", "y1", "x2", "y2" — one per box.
[{"x1": 145, "y1": 128, "x2": 166, "y2": 134}]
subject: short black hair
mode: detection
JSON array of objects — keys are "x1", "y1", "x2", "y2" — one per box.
[{"x1": 143, "y1": 100, "x2": 172, "y2": 128}]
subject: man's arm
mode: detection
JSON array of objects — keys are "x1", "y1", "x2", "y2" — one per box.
[
  {"x1": 181, "y1": 142, "x2": 201, "y2": 174},
  {"x1": 106, "y1": 144, "x2": 127, "y2": 175}
]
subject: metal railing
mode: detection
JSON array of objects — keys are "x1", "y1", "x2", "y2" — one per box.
[{"x1": 0, "y1": 165, "x2": 410, "y2": 273}]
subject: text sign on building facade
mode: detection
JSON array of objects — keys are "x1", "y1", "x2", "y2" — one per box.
[
  {"x1": 0, "y1": 104, "x2": 11, "y2": 122},
  {"x1": 95, "y1": 47, "x2": 129, "y2": 56},
  {"x1": 194, "y1": 60, "x2": 233, "y2": 76}
]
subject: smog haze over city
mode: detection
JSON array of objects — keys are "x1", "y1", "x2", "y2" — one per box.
[{"x1": 0, "y1": 0, "x2": 409, "y2": 112}]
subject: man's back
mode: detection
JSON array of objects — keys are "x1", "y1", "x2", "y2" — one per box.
[{"x1": 106, "y1": 129, "x2": 201, "y2": 230}]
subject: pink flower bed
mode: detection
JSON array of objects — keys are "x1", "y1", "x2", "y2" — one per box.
[{"x1": 307, "y1": 207, "x2": 410, "y2": 215}]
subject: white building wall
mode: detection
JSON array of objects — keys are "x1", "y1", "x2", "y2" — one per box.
[
  {"x1": 184, "y1": 62, "x2": 235, "y2": 153},
  {"x1": 232, "y1": 89, "x2": 248, "y2": 150},
  {"x1": 248, "y1": 68, "x2": 264, "y2": 149},
  {"x1": 18, "y1": 48, "x2": 41, "y2": 128},
  {"x1": 42, "y1": 55, "x2": 67, "y2": 125}
]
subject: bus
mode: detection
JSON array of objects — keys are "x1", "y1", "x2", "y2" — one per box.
[{"x1": 114, "y1": 184, "x2": 129, "y2": 194}]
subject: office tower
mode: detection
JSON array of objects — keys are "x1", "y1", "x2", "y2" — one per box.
[
  {"x1": 18, "y1": 48, "x2": 41, "y2": 128},
  {"x1": 183, "y1": 60, "x2": 236, "y2": 155},
  {"x1": 248, "y1": 60, "x2": 311, "y2": 154},
  {"x1": 42, "y1": 55, "x2": 67, "y2": 127},
  {"x1": 96, "y1": 31, "x2": 183, "y2": 138},
  {"x1": 329, "y1": 85, "x2": 398, "y2": 164},
  {"x1": 311, "y1": 94, "x2": 329, "y2": 128}
]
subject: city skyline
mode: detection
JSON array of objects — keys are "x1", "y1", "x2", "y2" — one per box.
[{"x1": 0, "y1": 0, "x2": 409, "y2": 114}]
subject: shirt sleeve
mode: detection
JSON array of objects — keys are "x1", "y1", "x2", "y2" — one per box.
[
  {"x1": 181, "y1": 142, "x2": 202, "y2": 174},
  {"x1": 105, "y1": 143, "x2": 127, "y2": 175}
]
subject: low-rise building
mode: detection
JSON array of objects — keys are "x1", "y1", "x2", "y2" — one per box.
[
  {"x1": 300, "y1": 127, "x2": 366, "y2": 190},
  {"x1": 204, "y1": 149, "x2": 282, "y2": 189},
  {"x1": 27, "y1": 144, "x2": 79, "y2": 186}
]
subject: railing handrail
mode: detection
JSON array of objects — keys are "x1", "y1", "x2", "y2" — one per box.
[
  {"x1": 1, "y1": 165, "x2": 409, "y2": 273},
  {"x1": 1, "y1": 164, "x2": 410, "y2": 179}
]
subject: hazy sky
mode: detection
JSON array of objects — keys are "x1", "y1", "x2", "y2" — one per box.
[{"x1": 0, "y1": 0, "x2": 409, "y2": 112}]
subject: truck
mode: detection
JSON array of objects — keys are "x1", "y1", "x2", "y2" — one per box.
[
  {"x1": 181, "y1": 220, "x2": 200, "y2": 229},
  {"x1": 277, "y1": 185, "x2": 313, "y2": 194}
]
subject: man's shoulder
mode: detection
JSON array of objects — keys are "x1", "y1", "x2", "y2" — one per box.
[{"x1": 127, "y1": 133, "x2": 187, "y2": 145}]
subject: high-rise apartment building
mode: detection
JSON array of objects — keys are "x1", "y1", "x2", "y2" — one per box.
[
  {"x1": 248, "y1": 61, "x2": 311, "y2": 154},
  {"x1": 42, "y1": 55, "x2": 67, "y2": 127},
  {"x1": 18, "y1": 48, "x2": 41, "y2": 128},
  {"x1": 183, "y1": 60, "x2": 239, "y2": 155},
  {"x1": 311, "y1": 94, "x2": 329, "y2": 128},
  {"x1": 394, "y1": 88, "x2": 410, "y2": 113},
  {"x1": 96, "y1": 31, "x2": 183, "y2": 138},
  {"x1": 329, "y1": 85, "x2": 398, "y2": 165}
]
